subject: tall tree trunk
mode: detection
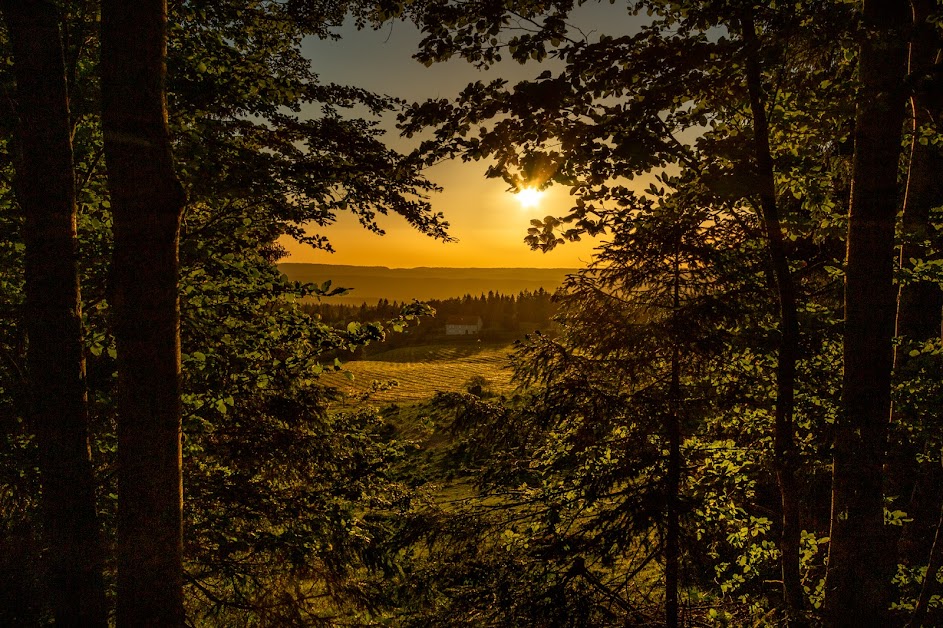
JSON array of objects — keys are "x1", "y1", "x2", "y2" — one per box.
[
  {"x1": 665, "y1": 248, "x2": 681, "y2": 628},
  {"x1": 892, "y1": 0, "x2": 943, "y2": 564},
  {"x1": 1, "y1": 2, "x2": 108, "y2": 624},
  {"x1": 100, "y1": 0, "x2": 187, "y2": 624},
  {"x1": 825, "y1": 1, "x2": 910, "y2": 623},
  {"x1": 897, "y1": 2, "x2": 943, "y2": 348},
  {"x1": 907, "y1": 503, "x2": 943, "y2": 627},
  {"x1": 739, "y1": 13, "x2": 804, "y2": 621}
]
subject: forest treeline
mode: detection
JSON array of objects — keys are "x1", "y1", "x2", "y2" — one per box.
[
  {"x1": 307, "y1": 288, "x2": 557, "y2": 330},
  {"x1": 280, "y1": 262, "x2": 574, "y2": 304},
  {"x1": 2, "y1": 0, "x2": 943, "y2": 627}
]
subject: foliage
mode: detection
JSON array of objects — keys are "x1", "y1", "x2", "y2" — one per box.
[
  {"x1": 170, "y1": 0, "x2": 451, "y2": 253},
  {"x1": 388, "y1": 0, "x2": 865, "y2": 622},
  {"x1": 0, "y1": 0, "x2": 450, "y2": 622},
  {"x1": 1, "y1": 0, "x2": 942, "y2": 624}
]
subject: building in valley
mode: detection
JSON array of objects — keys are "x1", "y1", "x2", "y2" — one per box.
[{"x1": 445, "y1": 315, "x2": 483, "y2": 335}]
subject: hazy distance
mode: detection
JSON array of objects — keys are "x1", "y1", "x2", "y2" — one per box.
[{"x1": 280, "y1": 263, "x2": 575, "y2": 305}]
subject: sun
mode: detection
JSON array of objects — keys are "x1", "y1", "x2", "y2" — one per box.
[{"x1": 515, "y1": 187, "x2": 545, "y2": 209}]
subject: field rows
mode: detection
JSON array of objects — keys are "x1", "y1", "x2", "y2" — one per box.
[{"x1": 323, "y1": 344, "x2": 517, "y2": 406}]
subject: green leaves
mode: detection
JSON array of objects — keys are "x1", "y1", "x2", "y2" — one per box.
[
  {"x1": 213, "y1": 397, "x2": 231, "y2": 415},
  {"x1": 392, "y1": 1, "x2": 871, "y2": 621},
  {"x1": 169, "y1": 1, "x2": 452, "y2": 257}
]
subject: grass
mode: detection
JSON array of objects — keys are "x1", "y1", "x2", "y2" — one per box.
[
  {"x1": 323, "y1": 340, "x2": 518, "y2": 407},
  {"x1": 324, "y1": 338, "x2": 521, "y2": 515}
]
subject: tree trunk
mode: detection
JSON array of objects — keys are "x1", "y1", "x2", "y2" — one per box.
[
  {"x1": 825, "y1": 1, "x2": 910, "y2": 623},
  {"x1": 665, "y1": 250, "x2": 681, "y2": 628},
  {"x1": 891, "y1": 0, "x2": 943, "y2": 565},
  {"x1": 907, "y1": 502, "x2": 943, "y2": 627},
  {"x1": 100, "y1": 0, "x2": 187, "y2": 624},
  {"x1": 739, "y1": 13, "x2": 805, "y2": 622},
  {"x1": 1, "y1": 2, "x2": 108, "y2": 624},
  {"x1": 896, "y1": 0, "x2": 943, "y2": 349}
]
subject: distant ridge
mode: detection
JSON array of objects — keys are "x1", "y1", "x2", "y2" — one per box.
[{"x1": 279, "y1": 263, "x2": 577, "y2": 304}]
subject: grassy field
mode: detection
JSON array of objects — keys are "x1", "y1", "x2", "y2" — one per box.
[{"x1": 323, "y1": 340, "x2": 518, "y2": 406}]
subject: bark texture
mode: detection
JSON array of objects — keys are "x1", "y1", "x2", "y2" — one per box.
[
  {"x1": 740, "y1": 13, "x2": 804, "y2": 621},
  {"x1": 894, "y1": 0, "x2": 943, "y2": 607},
  {"x1": 100, "y1": 0, "x2": 187, "y2": 624},
  {"x1": 896, "y1": 0, "x2": 943, "y2": 351},
  {"x1": 825, "y1": 1, "x2": 910, "y2": 623},
  {"x1": 1, "y1": 1, "x2": 107, "y2": 624}
]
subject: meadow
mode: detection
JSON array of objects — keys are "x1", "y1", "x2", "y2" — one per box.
[{"x1": 323, "y1": 340, "x2": 518, "y2": 407}]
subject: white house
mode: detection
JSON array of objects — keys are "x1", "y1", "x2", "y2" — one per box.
[{"x1": 445, "y1": 315, "x2": 483, "y2": 335}]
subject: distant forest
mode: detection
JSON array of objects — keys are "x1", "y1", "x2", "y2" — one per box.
[
  {"x1": 280, "y1": 263, "x2": 574, "y2": 304},
  {"x1": 306, "y1": 288, "x2": 557, "y2": 332}
]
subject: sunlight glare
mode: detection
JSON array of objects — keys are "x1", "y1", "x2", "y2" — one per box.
[{"x1": 516, "y1": 187, "x2": 545, "y2": 209}]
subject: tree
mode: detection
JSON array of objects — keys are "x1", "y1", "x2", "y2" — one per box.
[
  {"x1": 738, "y1": 10, "x2": 803, "y2": 616},
  {"x1": 897, "y1": 1, "x2": 943, "y2": 348},
  {"x1": 891, "y1": 0, "x2": 943, "y2": 567},
  {"x1": 402, "y1": 0, "x2": 856, "y2": 620},
  {"x1": 389, "y1": 183, "x2": 787, "y2": 624},
  {"x1": 825, "y1": 1, "x2": 910, "y2": 622},
  {"x1": 880, "y1": 5, "x2": 943, "y2": 624},
  {"x1": 101, "y1": 0, "x2": 188, "y2": 622},
  {"x1": 98, "y1": 0, "x2": 450, "y2": 619},
  {"x1": 0, "y1": 0, "x2": 456, "y2": 621},
  {"x1": 0, "y1": 1, "x2": 107, "y2": 623}
]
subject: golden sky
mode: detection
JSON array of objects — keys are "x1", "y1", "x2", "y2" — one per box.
[
  {"x1": 283, "y1": 9, "x2": 644, "y2": 269},
  {"x1": 278, "y1": 159, "x2": 602, "y2": 269}
]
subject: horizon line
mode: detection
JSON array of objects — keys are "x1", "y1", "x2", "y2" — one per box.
[{"x1": 278, "y1": 262, "x2": 581, "y2": 271}]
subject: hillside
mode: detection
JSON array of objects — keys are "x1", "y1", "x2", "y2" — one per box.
[{"x1": 279, "y1": 263, "x2": 576, "y2": 304}]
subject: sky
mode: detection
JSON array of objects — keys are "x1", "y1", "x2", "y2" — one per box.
[{"x1": 280, "y1": 6, "x2": 648, "y2": 269}]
